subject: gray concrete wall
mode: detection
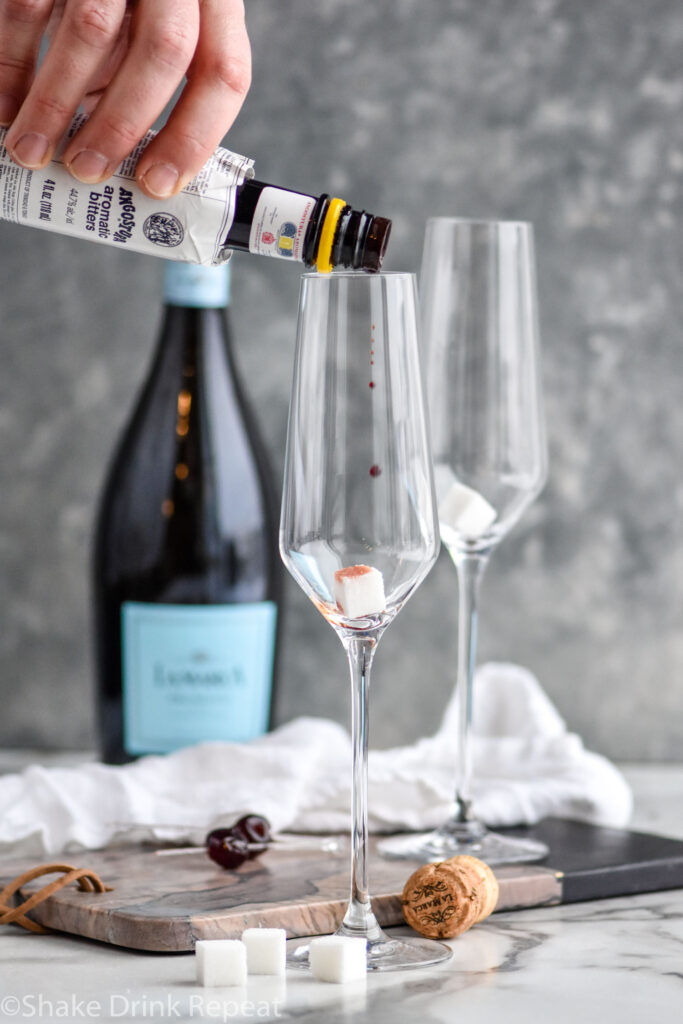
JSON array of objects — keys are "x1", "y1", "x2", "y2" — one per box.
[{"x1": 1, "y1": 0, "x2": 681, "y2": 760}]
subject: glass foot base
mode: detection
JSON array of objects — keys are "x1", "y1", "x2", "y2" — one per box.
[
  {"x1": 378, "y1": 826, "x2": 548, "y2": 866},
  {"x1": 287, "y1": 932, "x2": 452, "y2": 973}
]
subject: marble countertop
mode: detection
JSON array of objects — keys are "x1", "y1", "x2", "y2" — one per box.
[{"x1": 0, "y1": 761, "x2": 681, "y2": 1023}]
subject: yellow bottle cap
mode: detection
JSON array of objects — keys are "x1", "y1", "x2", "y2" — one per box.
[{"x1": 315, "y1": 198, "x2": 347, "y2": 273}]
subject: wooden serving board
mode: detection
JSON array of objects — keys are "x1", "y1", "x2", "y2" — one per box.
[
  {"x1": 0, "y1": 840, "x2": 559, "y2": 952},
  {"x1": 2, "y1": 819, "x2": 683, "y2": 952}
]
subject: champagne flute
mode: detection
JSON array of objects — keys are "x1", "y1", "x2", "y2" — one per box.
[
  {"x1": 280, "y1": 271, "x2": 451, "y2": 971},
  {"x1": 380, "y1": 219, "x2": 549, "y2": 864}
]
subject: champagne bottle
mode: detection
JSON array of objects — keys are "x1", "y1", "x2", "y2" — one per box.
[
  {"x1": 0, "y1": 116, "x2": 391, "y2": 269},
  {"x1": 94, "y1": 261, "x2": 281, "y2": 763}
]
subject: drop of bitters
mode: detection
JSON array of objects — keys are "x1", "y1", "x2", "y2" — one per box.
[{"x1": 370, "y1": 465, "x2": 382, "y2": 477}]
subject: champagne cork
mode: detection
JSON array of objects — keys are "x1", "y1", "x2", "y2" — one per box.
[
  {"x1": 401, "y1": 856, "x2": 498, "y2": 939},
  {"x1": 446, "y1": 855, "x2": 500, "y2": 922},
  {"x1": 401, "y1": 861, "x2": 482, "y2": 938}
]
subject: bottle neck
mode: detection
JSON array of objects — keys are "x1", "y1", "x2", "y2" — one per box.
[
  {"x1": 154, "y1": 276, "x2": 233, "y2": 381},
  {"x1": 226, "y1": 179, "x2": 320, "y2": 264},
  {"x1": 163, "y1": 262, "x2": 231, "y2": 310},
  {"x1": 225, "y1": 179, "x2": 391, "y2": 271},
  {"x1": 154, "y1": 306, "x2": 234, "y2": 386}
]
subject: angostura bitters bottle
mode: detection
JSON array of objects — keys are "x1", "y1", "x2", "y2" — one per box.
[
  {"x1": 94, "y1": 261, "x2": 282, "y2": 763},
  {"x1": 0, "y1": 116, "x2": 392, "y2": 269}
]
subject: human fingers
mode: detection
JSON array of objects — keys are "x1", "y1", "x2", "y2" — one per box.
[
  {"x1": 4, "y1": 0, "x2": 127, "y2": 168},
  {"x1": 61, "y1": 0, "x2": 199, "y2": 184},
  {"x1": 0, "y1": 0, "x2": 55, "y2": 126},
  {"x1": 134, "y1": 0, "x2": 251, "y2": 198},
  {"x1": 79, "y1": 6, "x2": 133, "y2": 114}
]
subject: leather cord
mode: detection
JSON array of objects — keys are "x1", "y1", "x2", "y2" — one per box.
[{"x1": 0, "y1": 863, "x2": 112, "y2": 934}]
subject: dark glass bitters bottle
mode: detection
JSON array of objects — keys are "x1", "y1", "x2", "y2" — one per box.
[
  {"x1": 222, "y1": 183, "x2": 392, "y2": 272},
  {"x1": 0, "y1": 115, "x2": 392, "y2": 269},
  {"x1": 94, "y1": 262, "x2": 282, "y2": 763}
]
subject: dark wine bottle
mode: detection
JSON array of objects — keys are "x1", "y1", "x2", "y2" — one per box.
[{"x1": 94, "y1": 261, "x2": 281, "y2": 763}]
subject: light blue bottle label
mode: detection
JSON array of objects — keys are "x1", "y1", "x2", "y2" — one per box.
[
  {"x1": 163, "y1": 261, "x2": 231, "y2": 308},
  {"x1": 121, "y1": 601, "x2": 276, "y2": 755}
]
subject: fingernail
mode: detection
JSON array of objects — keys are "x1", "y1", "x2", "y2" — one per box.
[
  {"x1": 141, "y1": 162, "x2": 179, "y2": 198},
  {"x1": 11, "y1": 132, "x2": 49, "y2": 168},
  {"x1": 68, "y1": 149, "x2": 109, "y2": 183},
  {"x1": 0, "y1": 94, "x2": 19, "y2": 126}
]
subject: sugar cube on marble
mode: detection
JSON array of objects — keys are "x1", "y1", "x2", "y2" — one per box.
[
  {"x1": 309, "y1": 936, "x2": 367, "y2": 983},
  {"x1": 195, "y1": 939, "x2": 247, "y2": 987},
  {"x1": 333, "y1": 565, "x2": 386, "y2": 619},
  {"x1": 438, "y1": 480, "x2": 496, "y2": 539},
  {"x1": 242, "y1": 928, "x2": 286, "y2": 976}
]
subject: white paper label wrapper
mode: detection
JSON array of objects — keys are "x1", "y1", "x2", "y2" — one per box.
[{"x1": 0, "y1": 115, "x2": 254, "y2": 265}]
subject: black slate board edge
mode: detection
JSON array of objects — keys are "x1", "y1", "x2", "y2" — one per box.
[
  {"x1": 560, "y1": 857, "x2": 683, "y2": 903},
  {"x1": 501, "y1": 817, "x2": 683, "y2": 904}
]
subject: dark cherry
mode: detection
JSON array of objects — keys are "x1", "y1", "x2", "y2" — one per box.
[
  {"x1": 206, "y1": 832, "x2": 249, "y2": 870},
  {"x1": 233, "y1": 814, "x2": 272, "y2": 845},
  {"x1": 204, "y1": 814, "x2": 273, "y2": 869},
  {"x1": 205, "y1": 826, "x2": 233, "y2": 845}
]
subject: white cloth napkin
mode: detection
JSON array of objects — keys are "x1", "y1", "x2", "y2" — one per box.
[{"x1": 0, "y1": 663, "x2": 632, "y2": 856}]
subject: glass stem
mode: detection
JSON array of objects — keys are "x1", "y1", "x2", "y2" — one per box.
[
  {"x1": 451, "y1": 553, "x2": 489, "y2": 825},
  {"x1": 339, "y1": 633, "x2": 383, "y2": 941}
]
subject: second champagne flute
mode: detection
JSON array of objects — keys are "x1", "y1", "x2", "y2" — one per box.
[
  {"x1": 380, "y1": 219, "x2": 549, "y2": 865},
  {"x1": 280, "y1": 271, "x2": 451, "y2": 971}
]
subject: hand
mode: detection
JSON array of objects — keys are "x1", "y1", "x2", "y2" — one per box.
[{"x1": 0, "y1": 0, "x2": 251, "y2": 197}]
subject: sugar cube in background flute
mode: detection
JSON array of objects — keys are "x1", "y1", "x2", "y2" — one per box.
[
  {"x1": 195, "y1": 939, "x2": 247, "y2": 987},
  {"x1": 333, "y1": 565, "x2": 386, "y2": 618},
  {"x1": 309, "y1": 936, "x2": 367, "y2": 983},
  {"x1": 434, "y1": 466, "x2": 497, "y2": 539},
  {"x1": 242, "y1": 928, "x2": 286, "y2": 976}
]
